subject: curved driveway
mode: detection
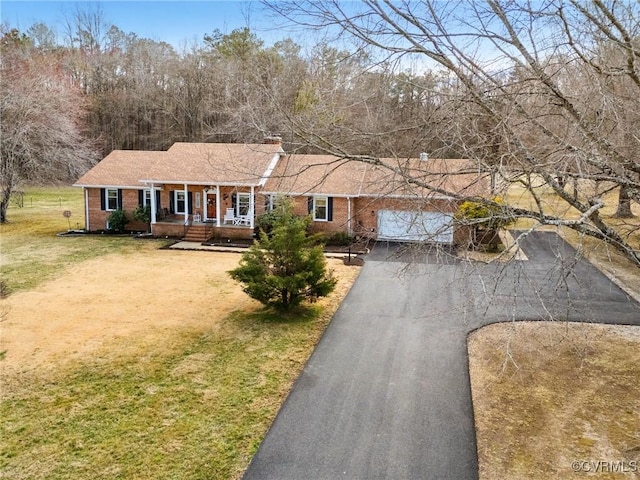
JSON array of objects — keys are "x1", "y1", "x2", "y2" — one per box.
[{"x1": 243, "y1": 231, "x2": 640, "y2": 480}]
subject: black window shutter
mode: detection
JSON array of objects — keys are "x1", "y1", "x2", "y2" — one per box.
[
  {"x1": 231, "y1": 193, "x2": 237, "y2": 209},
  {"x1": 188, "y1": 192, "x2": 193, "y2": 214},
  {"x1": 117, "y1": 189, "x2": 123, "y2": 210},
  {"x1": 138, "y1": 190, "x2": 144, "y2": 205},
  {"x1": 169, "y1": 190, "x2": 175, "y2": 213},
  {"x1": 155, "y1": 190, "x2": 161, "y2": 210},
  {"x1": 307, "y1": 197, "x2": 313, "y2": 214},
  {"x1": 100, "y1": 188, "x2": 106, "y2": 210},
  {"x1": 327, "y1": 197, "x2": 333, "y2": 221}
]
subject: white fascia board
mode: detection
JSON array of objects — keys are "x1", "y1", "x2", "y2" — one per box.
[
  {"x1": 260, "y1": 191, "x2": 354, "y2": 198},
  {"x1": 73, "y1": 183, "x2": 145, "y2": 189},
  {"x1": 258, "y1": 153, "x2": 283, "y2": 187},
  {"x1": 139, "y1": 180, "x2": 261, "y2": 187}
]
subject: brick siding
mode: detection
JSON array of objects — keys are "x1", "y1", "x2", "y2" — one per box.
[{"x1": 86, "y1": 186, "x2": 471, "y2": 244}]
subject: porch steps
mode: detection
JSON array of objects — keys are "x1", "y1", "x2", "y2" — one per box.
[{"x1": 183, "y1": 224, "x2": 211, "y2": 243}]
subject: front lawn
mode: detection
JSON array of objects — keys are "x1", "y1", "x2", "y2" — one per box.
[
  {"x1": 1, "y1": 304, "x2": 351, "y2": 479},
  {"x1": 0, "y1": 186, "x2": 361, "y2": 479},
  {"x1": 469, "y1": 322, "x2": 640, "y2": 479},
  {"x1": 0, "y1": 186, "x2": 167, "y2": 294}
]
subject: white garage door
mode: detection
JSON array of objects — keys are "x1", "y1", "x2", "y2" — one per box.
[{"x1": 377, "y1": 210, "x2": 454, "y2": 243}]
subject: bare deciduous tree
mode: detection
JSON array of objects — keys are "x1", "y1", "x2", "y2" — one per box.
[
  {"x1": 0, "y1": 29, "x2": 98, "y2": 223},
  {"x1": 265, "y1": 0, "x2": 640, "y2": 266}
]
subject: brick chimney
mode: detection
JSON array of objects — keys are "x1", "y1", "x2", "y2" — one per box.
[{"x1": 263, "y1": 134, "x2": 282, "y2": 145}]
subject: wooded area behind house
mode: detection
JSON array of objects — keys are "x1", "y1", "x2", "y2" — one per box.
[
  {"x1": 1, "y1": 1, "x2": 639, "y2": 265},
  {"x1": 2, "y1": 14, "x2": 450, "y2": 157}
]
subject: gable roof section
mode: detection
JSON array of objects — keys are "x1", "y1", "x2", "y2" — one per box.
[
  {"x1": 75, "y1": 143, "x2": 284, "y2": 188},
  {"x1": 262, "y1": 155, "x2": 367, "y2": 196},
  {"x1": 74, "y1": 150, "x2": 168, "y2": 188},
  {"x1": 146, "y1": 142, "x2": 283, "y2": 185},
  {"x1": 360, "y1": 158, "x2": 489, "y2": 198},
  {"x1": 263, "y1": 154, "x2": 489, "y2": 199}
]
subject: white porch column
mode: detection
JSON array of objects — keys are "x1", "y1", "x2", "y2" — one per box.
[
  {"x1": 184, "y1": 183, "x2": 189, "y2": 225},
  {"x1": 216, "y1": 185, "x2": 221, "y2": 227},
  {"x1": 250, "y1": 185, "x2": 255, "y2": 229},
  {"x1": 150, "y1": 183, "x2": 157, "y2": 224}
]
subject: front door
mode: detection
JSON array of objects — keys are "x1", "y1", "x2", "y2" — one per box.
[{"x1": 205, "y1": 194, "x2": 217, "y2": 221}]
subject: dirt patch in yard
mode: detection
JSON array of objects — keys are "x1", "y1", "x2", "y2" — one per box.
[
  {"x1": 0, "y1": 250, "x2": 357, "y2": 374},
  {"x1": 469, "y1": 321, "x2": 640, "y2": 479}
]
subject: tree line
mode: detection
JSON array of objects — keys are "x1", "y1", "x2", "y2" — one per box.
[{"x1": 2, "y1": 11, "x2": 447, "y2": 156}]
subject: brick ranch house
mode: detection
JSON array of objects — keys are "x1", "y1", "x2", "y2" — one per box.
[{"x1": 74, "y1": 139, "x2": 489, "y2": 245}]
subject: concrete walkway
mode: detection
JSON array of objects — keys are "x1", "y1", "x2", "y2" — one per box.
[
  {"x1": 168, "y1": 241, "x2": 358, "y2": 259},
  {"x1": 242, "y1": 231, "x2": 640, "y2": 480}
]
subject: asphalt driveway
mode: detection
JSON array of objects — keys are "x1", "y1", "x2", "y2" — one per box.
[{"x1": 243, "y1": 231, "x2": 640, "y2": 480}]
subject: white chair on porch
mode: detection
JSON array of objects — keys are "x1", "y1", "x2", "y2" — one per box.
[
  {"x1": 223, "y1": 208, "x2": 235, "y2": 225},
  {"x1": 236, "y1": 215, "x2": 251, "y2": 226}
]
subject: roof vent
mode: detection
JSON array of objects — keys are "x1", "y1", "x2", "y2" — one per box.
[{"x1": 419, "y1": 152, "x2": 429, "y2": 161}]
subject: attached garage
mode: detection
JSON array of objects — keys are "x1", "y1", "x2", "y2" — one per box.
[{"x1": 377, "y1": 210, "x2": 454, "y2": 243}]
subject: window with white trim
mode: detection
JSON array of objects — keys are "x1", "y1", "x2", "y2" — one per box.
[
  {"x1": 265, "y1": 194, "x2": 286, "y2": 212},
  {"x1": 142, "y1": 189, "x2": 152, "y2": 206},
  {"x1": 313, "y1": 196, "x2": 328, "y2": 221},
  {"x1": 106, "y1": 188, "x2": 119, "y2": 211},
  {"x1": 175, "y1": 190, "x2": 186, "y2": 214},
  {"x1": 265, "y1": 194, "x2": 275, "y2": 212},
  {"x1": 236, "y1": 192, "x2": 251, "y2": 216}
]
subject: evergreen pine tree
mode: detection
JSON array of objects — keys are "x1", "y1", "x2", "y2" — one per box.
[{"x1": 229, "y1": 199, "x2": 337, "y2": 310}]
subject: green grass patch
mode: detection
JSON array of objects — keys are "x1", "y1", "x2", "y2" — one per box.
[
  {"x1": 0, "y1": 186, "x2": 167, "y2": 293},
  {"x1": 0, "y1": 184, "x2": 352, "y2": 479},
  {"x1": 0, "y1": 305, "x2": 328, "y2": 480}
]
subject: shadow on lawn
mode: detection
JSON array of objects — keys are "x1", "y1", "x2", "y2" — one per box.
[{"x1": 231, "y1": 305, "x2": 322, "y2": 326}]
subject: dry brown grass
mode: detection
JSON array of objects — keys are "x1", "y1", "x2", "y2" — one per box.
[
  {"x1": 0, "y1": 249, "x2": 360, "y2": 385},
  {"x1": 469, "y1": 322, "x2": 640, "y2": 479},
  {"x1": 469, "y1": 177, "x2": 640, "y2": 479},
  {"x1": 0, "y1": 194, "x2": 361, "y2": 480}
]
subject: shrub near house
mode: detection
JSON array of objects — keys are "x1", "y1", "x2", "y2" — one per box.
[
  {"x1": 456, "y1": 197, "x2": 514, "y2": 250},
  {"x1": 107, "y1": 209, "x2": 128, "y2": 232}
]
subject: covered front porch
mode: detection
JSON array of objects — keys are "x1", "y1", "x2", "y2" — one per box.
[
  {"x1": 145, "y1": 183, "x2": 261, "y2": 241},
  {"x1": 151, "y1": 214, "x2": 255, "y2": 242}
]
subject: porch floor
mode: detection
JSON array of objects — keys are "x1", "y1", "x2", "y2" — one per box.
[
  {"x1": 154, "y1": 216, "x2": 253, "y2": 228},
  {"x1": 152, "y1": 217, "x2": 254, "y2": 242}
]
